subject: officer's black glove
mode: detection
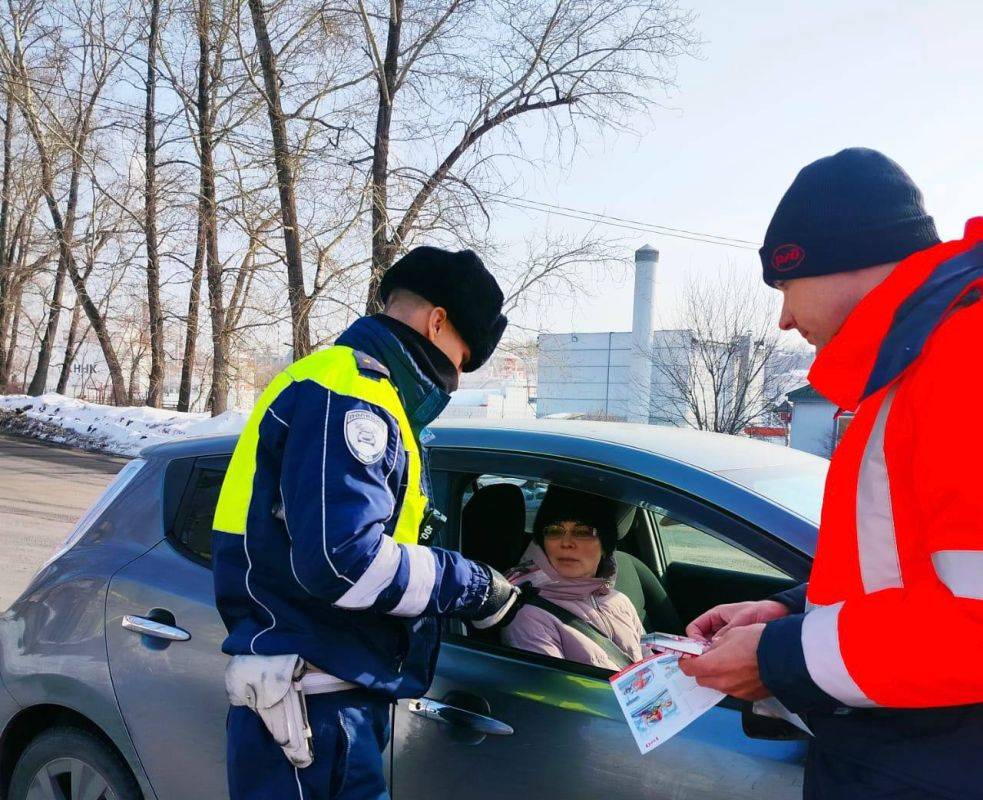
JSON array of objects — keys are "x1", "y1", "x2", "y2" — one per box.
[{"x1": 468, "y1": 565, "x2": 521, "y2": 630}]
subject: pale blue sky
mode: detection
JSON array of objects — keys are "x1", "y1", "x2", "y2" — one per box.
[{"x1": 499, "y1": 0, "x2": 982, "y2": 337}]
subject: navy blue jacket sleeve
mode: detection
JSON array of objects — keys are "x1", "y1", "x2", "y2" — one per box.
[
  {"x1": 276, "y1": 380, "x2": 489, "y2": 618},
  {"x1": 757, "y1": 581, "x2": 842, "y2": 713},
  {"x1": 769, "y1": 581, "x2": 808, "y2": 614}
]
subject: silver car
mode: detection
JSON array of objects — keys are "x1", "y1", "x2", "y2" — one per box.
[{"x1": 0, "y1": 420, "x2": 826, "y2": 800}]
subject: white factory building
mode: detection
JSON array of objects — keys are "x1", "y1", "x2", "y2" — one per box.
[{"x1": 536, "y1": 245, "x2": 764, "y2": 427}]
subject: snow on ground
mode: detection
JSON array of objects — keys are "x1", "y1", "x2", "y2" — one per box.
[{"x1": 0, "y1": 393, "x2": 247, "y2": 457}]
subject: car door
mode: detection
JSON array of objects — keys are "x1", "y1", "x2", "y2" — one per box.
[
  {"x1": 391, "y1": 449, "x2": 810, "y2": 800},
  {"x1": 104, "y1": 456, "x2": 231, "y2": 800}
]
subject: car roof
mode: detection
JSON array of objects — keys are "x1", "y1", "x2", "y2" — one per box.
[
  {"x1": 427, "y1": 418, "x2": 817, "y2": 473},
  {"x1": 140, "y1": 417, "x2": 818, "y2": 476}
]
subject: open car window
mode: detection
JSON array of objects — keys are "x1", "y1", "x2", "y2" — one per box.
[{"x1": 430, "y1": 446, "x2": 807, "y2": 679}]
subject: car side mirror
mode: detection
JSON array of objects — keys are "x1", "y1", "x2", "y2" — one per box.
[{"x1": 741, "y1": 701, "x2": 809, "y2": 741}]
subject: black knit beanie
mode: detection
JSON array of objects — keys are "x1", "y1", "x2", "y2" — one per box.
[
  {"x1": 760, "y1": 148, "x2": 940, "y2": 287},
  {"x1": 533, "y1": 486, "x2": 625, "y2": 555}
]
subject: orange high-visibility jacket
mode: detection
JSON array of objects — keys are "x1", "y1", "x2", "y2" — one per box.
[{"x1": 759, "y1": 218, "x2": 983, "y2": 711}]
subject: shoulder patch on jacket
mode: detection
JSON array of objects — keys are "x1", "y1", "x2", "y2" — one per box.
[
  {"x1": 344, "y1": 409, "x2": 389, "y2": 464},
  {"x1": 353, "y1": 350, "x2": 390, "y2": 381}
]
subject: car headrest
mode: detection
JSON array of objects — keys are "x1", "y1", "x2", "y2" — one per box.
[
  {"x1": 615, "y1": 505, "x2": 637, "y2": 540},
  {"x1": 462, "y1": 483, "x2": 527, "y2": 573}
]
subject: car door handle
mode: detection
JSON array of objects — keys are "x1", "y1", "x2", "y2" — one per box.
[
  {"x1": 121, "y1": 615, "x2": 191, "y2": 642},
  {"x1": 407, "y1": 698, "x2": 513, "y2": 735}
]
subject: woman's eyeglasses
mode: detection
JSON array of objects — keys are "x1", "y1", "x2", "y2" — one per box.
[{"x1": 542, "y1": 524, "x2": 599, "y2": 541}]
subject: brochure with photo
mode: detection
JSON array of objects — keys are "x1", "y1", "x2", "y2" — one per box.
[{"x1": 610, "y1": 652, "x2": 724, "y2": 754}]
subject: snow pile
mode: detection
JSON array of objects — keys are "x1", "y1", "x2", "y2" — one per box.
[{"x1": 0, "y1": 393, "x2": 246, "y2": 457}]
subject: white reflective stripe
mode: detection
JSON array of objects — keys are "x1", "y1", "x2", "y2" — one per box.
[
  {"x1": 856, "y1": 388, "x2": 903, "y2": 593},
  {"x1": 801, "y1": 601, "x2": 879, "y2": 708},
  {"x1": 932, "y1": 550, "x2": 983, "y2": 599},
  {"x1": 804, "y1": 598, "x2": 818, "y2": 612},
  {"x1": 334, "y1": 536, "x2": 402, "y2": 610},
  {"x1": 389, "y1": 544, "x2": 436, "y2": 617}
]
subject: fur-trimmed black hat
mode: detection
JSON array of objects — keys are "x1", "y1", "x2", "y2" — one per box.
[{"x1": 380, "y1": 246, "x2": 507, "y2": 372}]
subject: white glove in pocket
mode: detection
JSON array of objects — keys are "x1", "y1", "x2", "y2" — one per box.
[{"x1": 226, "y1": 654, "x2": 314, "y2": 768}]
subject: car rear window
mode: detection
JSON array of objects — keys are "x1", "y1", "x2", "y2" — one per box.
[{"x1": 170, "y1": 465, "x2": 226, "y2": 563}]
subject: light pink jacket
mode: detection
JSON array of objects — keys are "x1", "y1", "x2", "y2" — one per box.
[{"x1": 502, "y1": 542, "x2": 644, "y2": 671}]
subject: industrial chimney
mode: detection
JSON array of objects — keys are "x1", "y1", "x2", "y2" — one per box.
[{"x1": 628, "y1": 245, "x2": 658, "y2": 423}]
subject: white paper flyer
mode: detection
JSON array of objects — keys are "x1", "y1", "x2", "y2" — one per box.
[{"x1": 609, "y1": 652, "x2": 725, "y2": 754}]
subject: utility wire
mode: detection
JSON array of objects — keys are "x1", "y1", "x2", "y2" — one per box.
[
  {"x1": 0, "y1": 69, "x2": 762, "y2": 250},
  {"x1": 490, "y1": 192, "x2": 760, "y2": 247},
  {"x1": 497, "y1": 196, "x2": 760, "y2": 250}
]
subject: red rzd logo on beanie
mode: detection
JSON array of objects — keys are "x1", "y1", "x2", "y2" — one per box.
[{"x1": 772, "y1": 244, "x2": 805, "y2": 272}]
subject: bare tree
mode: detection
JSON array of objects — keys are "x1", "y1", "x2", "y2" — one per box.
[
  {"x1": 351, "y1": 0, "x2": 699, "y2": 311},
  {"x1": 0, "y1": 205, "x2": 43, "y2": 389},
  {"x1": 0, "y1": 0, "x2": 701, "y2": 419},
  {"x1": 1, "y1": 0, "x2": 134, "y2": 404},
  {"x1": 647, "y1": 269, "x2": 798, "y2": 435},
  {"x1": 244, "y1": 0, "x2": 311, "y2": 358},
  {"x1": 501, "y1": 230, "x2": 623, "y2": 319},
  {"x1": 143, "y1": 0, "x2": 165, "y2": 406},
  {"x1": 0, "y1": 81, "x2": 14, "y2": 382}
]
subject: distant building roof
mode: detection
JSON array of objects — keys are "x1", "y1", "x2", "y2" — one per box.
[
  {"x1": 787, "y1": 384, "x2": 826, "y2": 403},
  {"x1": 745, "y1": 426, "x2": 786, "y2": 438}
]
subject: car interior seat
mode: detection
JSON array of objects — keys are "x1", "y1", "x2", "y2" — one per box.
[
  {"x1": 461, "y1": 483, "x2": 528, "y2": 574},
  {"x1": 613, "y1": 548, "x2": 684, "y2": 635}
]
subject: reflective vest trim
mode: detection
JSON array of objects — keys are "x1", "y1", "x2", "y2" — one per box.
[
  {"x1": 213, "y1": 345, "x2": 427, "y2": 548},
  {"x1": 802, "y1": 601, "x2": 878, "y2": 707},
  {"x1": 856, "y1": 387, "x2": 904, "y2": 593},
  {"x1": 932, "y1": 550, "x2": 983, "y2": 600}
]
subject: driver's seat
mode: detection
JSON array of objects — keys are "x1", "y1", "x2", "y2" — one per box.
[{"x1": 613, "y1": 550, "x2": 683, "y2": 634}]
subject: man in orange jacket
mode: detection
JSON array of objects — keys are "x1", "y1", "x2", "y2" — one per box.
[{"x1": 679, "y1": 148, "x2": 983, "y2": 799}]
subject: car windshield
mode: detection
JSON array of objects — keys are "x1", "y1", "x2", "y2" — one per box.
[{"x1": 717, "y1": 461, "x2": 828, "y2": 525}]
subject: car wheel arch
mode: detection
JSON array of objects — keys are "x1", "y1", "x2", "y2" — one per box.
[{"x1": 0, "y1": 704, "x2": 151, "y2": 799}]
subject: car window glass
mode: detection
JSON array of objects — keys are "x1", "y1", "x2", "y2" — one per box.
[
  {"x1": 653, "y1": 506, "x2": 787, "y2": 578},
  {"x1": 171, "y1": 468, "x2": 225, "y2": 563}
]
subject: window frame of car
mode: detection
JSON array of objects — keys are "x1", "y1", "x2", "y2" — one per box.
[
  {"x1": 427, "y1": 446, "x2": 811, "y2": 693},
  {"x1": 164, "y1": 454, "x2": 230, "y2": 568},
  {"x1": 428, "y1": 445, "x2": 810, "y2": 587}
]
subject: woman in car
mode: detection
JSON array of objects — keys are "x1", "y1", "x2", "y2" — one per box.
[{"x1": 502, "y1": 486, "x2": 645, "y2": 670}]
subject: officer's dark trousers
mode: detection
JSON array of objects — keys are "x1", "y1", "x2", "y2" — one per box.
[
  {"x1": 803, "y1": 705, "x2": 983, "y2": 800},
  {"x1": 227, "y1": 690, "x2": 391, "y2": 800}
]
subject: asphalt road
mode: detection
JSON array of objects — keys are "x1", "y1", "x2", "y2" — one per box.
[{"x1": 0, "y1": 433, "x2": 128, "y2": 609}]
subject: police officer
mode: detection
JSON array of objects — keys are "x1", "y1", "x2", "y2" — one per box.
[{"x1": 212, "y1": 246, "x2": 520, "y2": 800}]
